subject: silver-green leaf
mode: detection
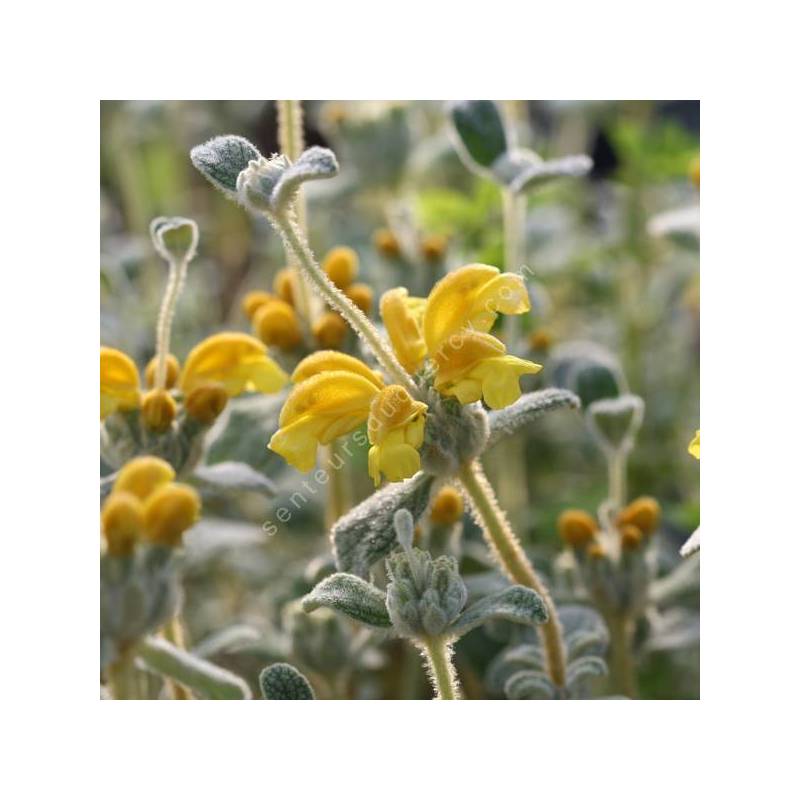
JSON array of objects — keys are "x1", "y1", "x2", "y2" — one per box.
[
  {"x1": 505, "y1": 670, "x2": 555, "y2": 700},
  {"x1": 190, "y1": 135, "x2": 261, "y2": 197},
  {"x1": 302, "y1": 573, "x2": 391, "y2": 628},
  {"x1": 449, "y1": 100, "x2": 509, "y2": 171},
  {"x1": 487, "y1": 388, "x2": 581, "y2": 448},
  {"x1": 259, "y1": 663, "x2": 315, "y2": 700},
  {"x1": 449, "y1": 585, "x2": 548, "y2": 639}
]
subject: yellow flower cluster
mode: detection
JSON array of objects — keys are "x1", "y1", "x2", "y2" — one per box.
[
  {"x1": 101, "y1": 456, "x2": 201, "y2": 555},
  {"x1": 268, "y1": 264, "x2": 542, "y2": 486},
  {"x1": 100, "y1": 333, "x2": 288, "y2": 429},
  {"x1": 558, "y1": 496, "x2": 661, "y2": 553}
]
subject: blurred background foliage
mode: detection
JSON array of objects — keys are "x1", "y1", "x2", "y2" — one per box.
[{"x1": 101, "y1": 100, "x2": 699, "y2": 698}]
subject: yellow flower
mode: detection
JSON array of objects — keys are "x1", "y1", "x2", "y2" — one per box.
[
  {"x1": 100, "y1": 347, "x2": 141, "y2": 419},
  {"x1": 431, "y1": 330, "x2": 541, "y2": 409},
  {"x1": 242, "y1": 290, "x2": 276, "y2": 321},
  {"x1": 344, "y1": 283, "x2": 374, "y2": 315},
  {"x1": 273, "y1": 268, "x2": 296, "y2": 306},
  {"x1": 180, "y1": 333, "x2": 288, "y2": 397},
  {"x1": 617, "y1": 496, "x2": 661, "y2": 536},
  {"x1": 420, "y1": 265, "x2": 541, "y2": 409},
  {"x1": 313, "y1": 311, "x2": 348, "y2": 349},
  {"x1": 373, "y1": 228, "x2": 401, "y2": 258},
  {"x1": 102, "y1": 456, "x2": 201, "y2": 553},
  {"x1": 688, "y1": 430, "x2": 700, "y2": 459},
  {"x1": 380, "y1": 287, "x2": 427, "y2": 374},
  {"x1": 423, "y1": 264, "x2": 531, "y2": 355},
  {"x1": 367, "y1": 385, "x2": 427, "y2": 486},
  {"x1": 269, "y1": 352, "x2": 384, "y2": 472}
]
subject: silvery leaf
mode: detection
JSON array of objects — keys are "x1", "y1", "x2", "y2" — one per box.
[{"x1": 190, "y1": 135, "x2": 261, "y2": 197}]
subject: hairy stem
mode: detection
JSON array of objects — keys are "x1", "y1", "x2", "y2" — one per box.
[
  {"x1": 154, "y1": 256, "x2": 188, "y2": 389},
  {"x1": 607, "y1": 449, "x2": 627, "y2": 512},
  {"x1": 275, "y1": 214, "x2": 418, "y2": 394},
  {"x1": 420, "y1": 637, "x2": 460, "y2": 700},
  {"x1": 607, "y1": 614, "x2": 638, "y2": 698},
  {"x1": 458, "y1": 458, "x2": 567, "y2": 688},
  {"x1": 161, "y1": 616, "x2": 193, "y2": 699},
  {"x1": 276, "y1": 99, "x2": 313, "y2": 324}
]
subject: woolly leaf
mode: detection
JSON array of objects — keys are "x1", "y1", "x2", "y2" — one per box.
[
  {"x1": 449, "y1": 586, "x2": 548, "y2": 639},
  {"x1": 192, "y1": 461, "x2": 277, "y2": 496},
  {"x1": 190, "y1": 135, "x2": 261, "y2": 197},
  {"x1": 270, "y1": 146, "x2": 339, "y2": 211},
  {"x1": 137, "y1": 636, "x2": 252, "y2": 699},
  {"x1": 302, "y1": 573, "x2": 391, "y2": 628},
  {"x1": 259, "y1": 663, "x2": 315, "y2": 700},
  {"x1": 485, "y1": 643, "x2": 545, "y2": 694},
  {"x1": 486, "y1": 388, "x2": 581, "y2": 448},
  {"x1": 565, "y1": 629, "x2": 609, "y2": 661},
  {"x1": 332, "y1": 472, "x2": 434, "y2": 576},
  {"x1": 566, "y1": 655, "x2": 608, "y2": 689},
  {"x1": 449, "y1": 100, "x2": 508, "y2": 171},
  {"x1": 505, "y1": 670, "x2": 555, "y2": 700}
]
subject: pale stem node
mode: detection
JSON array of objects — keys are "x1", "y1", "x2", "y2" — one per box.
[{"x1": 457, "y1": 458, "x2": 567, "y2": 688}]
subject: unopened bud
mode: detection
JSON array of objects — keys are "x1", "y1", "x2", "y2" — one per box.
[
  {"x1": 617, "y1": 496, "x2": 661, "y2": 536},
  {"x1": 101, "y1": 491, "x2": 144, "y2": 556},
  {"x1": 273, "y1": 268, "x2": 296, "y2": 306},
  {"x1": 185, "y1": 383, "x2": 229, "y2": 425},
  {"x1": 421, "y1": 233, "x2": 448, "y2": 263},
  {"x1": 242, "y1": 290, "x2": 276, "y2": 321},
  {"x1": 141, "y1": 389, "x2": 177, "y2": 432},
  {"x1": 145, "y1": 354, "x2": 181, "y2": 389},
  {"x1": 373, "y1": 228, "x2": 401, "y2": 258},
  {"x1": 557, "y1": 509, "x2": 598, "y2": 548},
  {"x1": 313, "y1": 312, "x2": 348, "y2": 349},
  {"x1": 114, "y1": 456, "x2": 175, "y2": 501},
  {"x1": 430, "y1": 486, "x2": 464, "y2": 526},
  {"x1": 322, "y1": 246, "x2": 358, "y2": 289},
  {"x1": 254, "y1": 298, "x2": 302, "y2": 349},
  {"x1": 143, "y1": 483, "x2": 201, "y2": 547},
  {"x1": 620, "y1": 523, "x2": 644, "y2": 551},
  {"x1": 344, "y1": 283, "x2": 374, "y2": 315}
]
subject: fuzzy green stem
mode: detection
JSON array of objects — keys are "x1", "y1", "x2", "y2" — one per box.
[
  {"x1": 275, "y1": 214, "x2": 418, "y2": 394},
  {"x1": 458, "y1": 458, "x2": 567, "y2": 688},
  {"x1": 154, "y1": 256, "x2": 188, "y2": 389},
  {"x1": 607, "y1": 614, "x2": 638, "y2": 698},
  {"x1": 420, "y1": 637, "x2": 460, "y2": 700},
  {"x1": 323, "y1": 440, "x2": 352, "y2": 529},
  {"x1": 276, "y1": 99, "x2": 314, "y2": 325},
  {"x1": 161, "y1": 616, "x2": 193, "y2": 700}
]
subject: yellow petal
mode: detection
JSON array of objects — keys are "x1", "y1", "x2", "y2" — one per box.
[
  {"x1": 367, "y1": 385, "x2": 427, "y2": 445},
  {"x1": 432, "y1": 330, "x2": 506, "y2": 388},
  {"x1": 268, "y1": 415, "x2": 329, "y2": 472},
  {"x1": 100, "y1": 347, "x2": 141, "y2": 419},
  {"x1": 291, "y1": 351, "x2": 384, "y2": 388},
  {"x1": 688, "y1": 430, "x2": 700, "y2": 460},
  {"x1": 380, "y1": 287, "x2": 428, "y2": 374},
  {"x1": 470, "y1": 355, "x2": 542, "y2": 410},
  {"x1": 368, "y1": 430, "x2": 422, "y2": 487},
  {"x1": 423, "y1": 264, "x2": 530, "y2": 354},
  {"x1": 180, "y1": 332, "x2": 288, "y2": 397},
  {"x1": 114, "y1": 456, "x2": 175, "y2": 501},
  {"x1": 278, "y1": 371, "x2": 379, "y2": 428}
]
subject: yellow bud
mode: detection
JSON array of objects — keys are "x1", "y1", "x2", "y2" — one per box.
[
  {"x1": 143, "y1": 483, "x2": 201, "y2": 547},
  {"x1": 141, "y1": 388, "x2": 177, "y2": 432},
  {"x1": 430, "y1": 486, "x2": 464, "y2": 525},
  {"x1": 101, "y1": 491, "x2": 144, "y2": 556},
  {"x1": 344, "y1": 283, "x2": 374, "y2": 315},
  {"x1": 313, "y1": 312, "x2": 348, "y2": 349},
  {"x1": 145, "y1": 354, "x2": 181, "y2": 389},
  {"x1": 273, "y1": 268, "x2": 296, "y2": 306},
  {"x1": 373, "y1": 228, "x2": 401, "y2": 258},
  {"x1": 253, "y1": 298, "x2": 302, "y2": 349},
  {"x1": 114, "y1": 456, "x2": 175, "y2": 501},
  {"x1": 689, "y1": 155, "x2": 700, "y2": 188},
  {"x1": 587, "y1": 542, "x2": 607, "y2": 560},
  {"x1": 421, "y1": 233, "x2": 448, "y2": 263},
  {"x1": 242, "y1": 290, "x2": 276, "y2": 321},
  {"x1": 185, "y1": 383, "x2": 229, "y2": 425},
  {"x1": 620, "y1": 524, "x2": 644, "y2": 552},
  {"x1": 617, "y1": 496, "x2": 661, "y2": 536},
  {"x1": 322, "y1": 246, "x2": 358, "y2": 289},
  {"x1": 528, "y1": 329, "x2": 553, "y2": 353},
  {"x1": 558, "y1": 509, "x2": 598, "y2": 548}
]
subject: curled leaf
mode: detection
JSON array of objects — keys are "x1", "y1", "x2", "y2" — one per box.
[
  {"x1": 505, "y1": 670, "x2": 555, "y2": 700},
  {"x1": 566, "y1": 655, "x2": 608, "y2": 690},
  {"x1": 270, "y1": 147, "x2": 339, "y2": 212},
  {"x1": 487, "y1": 388, "x2": 581, "y2": 448},
  {"x1": 190, "y1": 135, "x2": 261, "y2": 197}
]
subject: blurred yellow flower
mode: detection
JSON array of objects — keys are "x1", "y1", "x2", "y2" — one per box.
[
  {"x1": 100, "y1": 347, "x2": 141, "y2": 419},
  {"x1": 180, "y1": 332, "x2": 288, "y2": 397},
  {"x1": 102, "y1": 456, "x2": 200, "y2": 553},
  {"x1": 322, "y1": 246, "x2": 359, "y2": 290},
  {"x1": 688, "y1": 430, "x2": 700, "y2": 459}
]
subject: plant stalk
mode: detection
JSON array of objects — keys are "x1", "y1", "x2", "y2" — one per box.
[
  {"x1": 107, "y1": 649, "x2": 139, "y2": 700},
  {"x1": 458, "y1": 458, "x2": 567, "y2": 687},
  {"x1": 276, "y1": 99, "x2": 314, "y2": 325},
  {"x1": 607, "y1": 448, "x2": 627, "y2": 512},
  {"x1": 607, "y1": 613, "x2": 638, "y2": 698},
  {"x1": 276, "y1": 214, "x2": 418, "y2": 395},
  {"x1": 420, "y1": 637, "x2": 460, "y2": 700},
  {"x1": 154, "y1": 256, "x2": 188, "y2": 389}
]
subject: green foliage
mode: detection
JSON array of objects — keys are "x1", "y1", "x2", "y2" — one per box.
[
  {"x1": 190, "y1": 135, "x2": 260, "y2": 197},
  {"x1": 449, "y1": 100, "x2": 509, "y2": 170},
  {"x1": 259, "y1": 663, "x2": 315, "y2": 700},
  {"x1": 302, "y1": 573, "x2": 393, "y2": 628}
]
